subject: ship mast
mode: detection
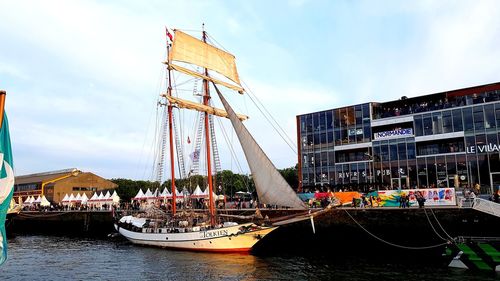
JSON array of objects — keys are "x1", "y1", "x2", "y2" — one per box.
[
  {"x1": 202, "y1": 25, "x2": 216, "y2": 226},
  {"x1": 166, "y1": 32, "x2": 177, "y2": 215}
]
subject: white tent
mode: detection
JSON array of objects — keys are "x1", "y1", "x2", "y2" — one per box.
[
  {"x1": 89, "y1": 192, "x2": 98, "y2": 202},
  {"x1": 34, "y1": 195, "x2": 42, "y2": 204},
  {"x1": 29, "y1": 196, "x2": 35, "y2": 204},
  {"x1": 68, "y1": 193, "x2": 76, "y2": 202},
  {"x1": 176, "y1": 189, "x2": 184, "y2": 198},
  {"x1": 81, "y1": 193, "x2": 89, "y2": 204},
  {"x1": 61, "y1": 194, "x2": 69, "y2": 202},
  {"x1": 24, "y1": 196, "x2": 32, "y2": 205},
  {"x1": 158, "y1": 188, "x2": 170, "y2": 199},
  {"x1": 133, "y1": 189, "x2": 144, "y2": 201},
  {"x1": 40, "y1": 195, "x2": 51, "y2": 207},
  {"x1": 97, "y1": 192, "x2": 104, "y2": 201},
  {"x1": 165, "y1": 187, "x2": 177, "y2": 198},
  {"x1": 75, "y1": 193, "x2": 82, "y2": 202},
  {"x1": 103, "y1": 191, "x2": 111, "y2": 201},
  {"x1": 111, "y1": 191, "x2": 120, "y2": 204},
  {"x1": 144, "y1": 188, "x2": 153, "y2": 199},
  {"x1": 191, "y1": 185, "x2": 204, "y2": 198},
  {"x1": 202, "y1": 187, "x2": 217, "y2": 199}
]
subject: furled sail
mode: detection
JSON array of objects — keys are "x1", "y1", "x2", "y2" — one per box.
[
  {"x1": 214, "y1": 85, "x2": 307, "y2": 209},
  {"x1": 168, "y1": 30, "x2": 241, "y2": 87},
  {"x1": 163, "y1": 95, "x2": 248, "y2": 121}
]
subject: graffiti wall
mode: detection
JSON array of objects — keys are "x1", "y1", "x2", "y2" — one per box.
[{"x1": 377, "y1": 188, "x2": 456, "y2": 207}]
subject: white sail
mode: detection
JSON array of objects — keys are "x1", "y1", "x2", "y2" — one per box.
[{"x1": 214, "y1": 86, "x2": 306, "y2": 209}]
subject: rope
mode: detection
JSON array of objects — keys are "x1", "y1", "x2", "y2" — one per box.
[
  {"x1": 423, "y1": 208, "x2": 448, "y2": 241},
  {"x1": 343, "y1": 209, "x2": 450, "y2": 250},
  {"x1": 242, "y1": 81, "x2": 297, "y2": 154},
  {"x1": 17, "y1": 212, "x2": 72, "y2": 218},
  {"x1": 215, "y1": 116, "x2": 252, "y2": 192},
  {"x1": 429, "y1": 208, "x2": 455, "y2": 241}
]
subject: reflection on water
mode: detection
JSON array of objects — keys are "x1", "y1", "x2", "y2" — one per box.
[{"x1": 1, "y1": 235, "x2": 498, "y2": 281}]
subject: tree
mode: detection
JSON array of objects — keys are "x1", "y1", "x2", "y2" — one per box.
[{"x1": 278, "y1": 164, "x2": 299, "y2": 190}]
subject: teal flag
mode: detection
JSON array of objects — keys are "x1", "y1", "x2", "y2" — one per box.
[{"x1": 0, "y1": 113, "x2": 14, "y2": 265}]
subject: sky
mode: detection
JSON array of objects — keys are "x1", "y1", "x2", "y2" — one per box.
[{"x1": 1, "y1": 0, "x2": 500, "y2": 180}]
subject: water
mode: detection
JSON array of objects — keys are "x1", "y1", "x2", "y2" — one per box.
[{"x1": 1, "y1": 235, "x2": 498, "y2": 281}]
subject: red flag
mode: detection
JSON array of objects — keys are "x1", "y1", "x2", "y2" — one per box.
[
  {"x1": 165, "y1": 26, "x2": 173, "y2": 42},
  {"x1": 187, "y1": 136, "x2": 191, "y2": 144}
]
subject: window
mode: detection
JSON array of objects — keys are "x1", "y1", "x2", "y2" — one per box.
[
  {"x1": 407, "y1": 142, "x2": 416, "y2": 159},
  {"x1": 484, "y1": 104, "x2": 496, "y2": 129},
  {"x1": 463, "y1": 107, "x2": 473, "y2": 132},
  {"x1": 414, "y1": 115, "x2": 423, "y2": 136},
  {"x1": 473, "y1": 106, "x2": 485, "y2": 131},
  {"x1": 398, "y1": 142, "x2": 407, "y2": 161},
  {"x1": 495, "y1": 103, "x2": 500, "y2": 128},
  {"x1": 326, "y1": 111, "x2": 333, "y2": 130},
  {"x1": 389, "y1": 142, "x2": 398, "y2": 161},
  {"x1": 442, "y1": 111, "x2": 453, "y2": 133},
  {"x1": 432, "y1": 112, "x2": 443, "y2": 134},
  {"x1": 452, "y1": 109, "x2": 463, "y2": 132},
  {"x1": 423, "y1": 114, "x2": 433, "y2": 135}
]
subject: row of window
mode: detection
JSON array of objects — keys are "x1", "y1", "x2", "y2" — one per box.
[
  {"x1": 302, "y1": 152, "x2": 499, "y2": 190},
  {"x1": 414, "y1": 103, "x2": 500, "y2": 136},
  {"x1": 72, "y1": 187, "x2": 98, "y2": 191}
]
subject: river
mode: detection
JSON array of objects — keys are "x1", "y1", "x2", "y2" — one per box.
[{"x1": 1, "y1": 235, "x2": 497, "y2": 280}]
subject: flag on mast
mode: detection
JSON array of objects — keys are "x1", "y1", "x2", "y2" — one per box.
[
  {"x1": 165, "y1": 26, "x2": 173, "y2": 42},
  {"x1": 0, "y1": 111, "x2": 14, "y2": 265}
]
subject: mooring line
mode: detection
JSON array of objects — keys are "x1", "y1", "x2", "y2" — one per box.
[
  {"x1": 423, "y1": 208, "x2": 449, "y2": 242},
  {"x1": 429, "y1": 208, "x2": 455, "y2": 241},
  {"x1": 343, "y1": 209, "x2": 449, "y2": 250}
]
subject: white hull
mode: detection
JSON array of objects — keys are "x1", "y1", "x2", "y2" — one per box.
[{"x1": 115, "y1": 222, "x2": 277, "y2": 252}]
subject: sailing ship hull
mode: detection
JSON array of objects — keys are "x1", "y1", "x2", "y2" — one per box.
[{"x1": 115, "y1": 222, "x2": 277, "y2": 252}]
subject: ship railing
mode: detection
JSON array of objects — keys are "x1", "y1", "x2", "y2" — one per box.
[
  {"x1": 457, "y1": 197, "x2": 475, "y2": 208},
  {"x1": 455, "y1": 236, "x2": 500, "y2": 243}
]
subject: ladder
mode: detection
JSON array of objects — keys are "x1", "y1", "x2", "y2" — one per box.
[
  {"x1": 171, "y1": 110, "x2": 187, "y2": 179},
  {"x1": 209, "y1": 113, "x2": 222, "y2": 174},
  {"x1": 154, "y1": 107, "x2": 169, "y2": 183},
  {"x1": 190, "y1": 111, "x2": 205, "y2": 175}
]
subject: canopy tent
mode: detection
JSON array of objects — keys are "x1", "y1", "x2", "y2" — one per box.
[
  {"x1": 182, "y1": 187, "x2": 190, "y2": 195},
  {"x1": 40, "y1": 195, "x2": 51, "y2": 207},
  {"x1": 103, "y1": 191, "x2": 111, "y2": 201},
  {"x1": 144, "y1": 188, "x2": 153, "y2": 198},
  {"x1": 34, "y1": 195, "x2": 41, "y2": 204},
  {"x1": 81, "y1": 193, "x2": 89, "y2": 205},
  {"x1": 68, "y1": 193, "x2": 76, "y2": 202},
  {"x1": 191, "y1": 185, "x2": 204, "y2": 198},
  {"x1": 89, "y1": 192, "x2": 98, "y2": 202},
  {"x1": 202, "y1": 187, "x2": 218, "y2": 200},
  {"x1": 111, "y1": 191, "x2": 120, "y2": 204},
  {"x1": 133, "y1": 189, "x2": 145, "y2": 201},
  {"x1": 158, "y1": 188, "x2": 171, "y2": 199},
  {"x1": 75, "y1": 193, "x2": 82, "y2": 202}
]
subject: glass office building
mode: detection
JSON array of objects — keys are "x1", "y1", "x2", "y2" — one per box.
[{"x1": 297, "y1": 82, "x2": 500, "y2": 194}]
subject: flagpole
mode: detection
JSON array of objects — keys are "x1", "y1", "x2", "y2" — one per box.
[{"x1": 0, "y1": 90, "x2": 6, "y2": 130}]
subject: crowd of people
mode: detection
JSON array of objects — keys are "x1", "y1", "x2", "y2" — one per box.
[{"x1": 374, "y1": 90, "x2": 500, "y2": 119}]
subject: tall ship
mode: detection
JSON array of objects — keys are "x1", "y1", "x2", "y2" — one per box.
[{"x1": 115, "y1": 26, "x2": 307, "y2": 252}]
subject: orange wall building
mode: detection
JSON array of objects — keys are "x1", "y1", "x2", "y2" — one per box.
[{"x1": 14, "y1": 168, "x2": 117, "y2": 203}]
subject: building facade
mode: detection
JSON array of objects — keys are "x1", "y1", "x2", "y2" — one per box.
[
  {"x1": 297, "y1": 83, "x2": 500, "y2": 194},
  {"x1": 14, "y1": 168, "x2": 118, "y2": 203}
]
